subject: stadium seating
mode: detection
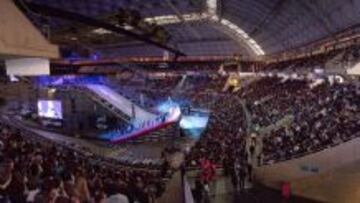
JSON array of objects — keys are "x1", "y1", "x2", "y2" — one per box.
[{"x1": 0, "y1": 121, "x2": 170, "y2": 202}]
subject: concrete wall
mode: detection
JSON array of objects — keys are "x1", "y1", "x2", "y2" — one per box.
[{"x1": 255, "y1": 136, "x2": 360, "y2": 202}]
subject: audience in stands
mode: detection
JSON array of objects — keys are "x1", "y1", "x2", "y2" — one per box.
[
  {"x1": 3, "y1": 45, "x2": 360, "y2": 202},
  {"x1": 0, "y1": 123, "x2": 169, "y2": 203},
  {"x1": 260, "y1": 80, "x2": 360, "y2": 163},
  {"x1": 183, "y1": 47, "x2": 360, "y2": 194}
]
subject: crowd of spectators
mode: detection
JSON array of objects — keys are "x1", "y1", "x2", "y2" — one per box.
[
  {"x1": 182, "y1": 51, "x2": 360, "y2": 169},
  {"x1": 179, "y1": 73, "x2": 360, "y2": 202},
  {"x1": 180, "y1": 79, "x2": 253, "y2": 194},
  {"x1": 245, "y1": 77, "x2": 309, "y2": 128},
  {"x1": 0, "y1": 122, "x2": 170, "y2": 203},
  {"x1": 185, "y1": 92, "x2": 247, "y2": 166},
  {"x1": 216, "y1": 70, "x2": 360, "y2": 166},
  {"x1": 261, "y1": 80, "x2": 360, "y2": 163},
  {"x1": 180, "y1": 77, "x2": 256, "y2": 197},
  {"x1": 8, "y1": 47, "x2": 360, "y2": 202}
]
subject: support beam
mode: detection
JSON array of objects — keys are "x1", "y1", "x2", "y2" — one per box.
[
  {"x1": 17, "y1": 1, "x2": 185, "y2": 56},
  {"x1": 295, "y1": 0, "x2": 334, "y2": 36},
  {"x1": 248, "y1": 0, "x2": 287, "y2": 37},
  {"x1": 165, "y1": 0, "x2": 202, "y2": 40}
]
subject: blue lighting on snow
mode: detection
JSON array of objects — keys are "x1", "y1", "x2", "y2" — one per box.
[
  {"x1": 180, "y1": 115, "x2": 209, "y2": 139},
  {"x1": 34, "y1": 76, "x2": 211, "y2": 141},
  {"x1": 155, "y1": 99, "x2": 210, "y2": 139},
  {"x1": 180, "y1": 115, "x2": 209, "y2": 129},
  {"x1": 156, "y1": 98, "x2": 180, "y2": 113}
]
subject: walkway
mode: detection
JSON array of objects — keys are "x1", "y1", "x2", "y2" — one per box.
[
  {"x1": 212, "y1": 185, "x2": 320, "y2": 203},
  {"x1": 237, "y1": 97, "x2": 252, "y2": 133},
  {"x1": 157, "y1": 172, "x2": 184, "y2": 203},
  {"x1": 236, "y1": 97, "x2": 263, "y2": 168}
]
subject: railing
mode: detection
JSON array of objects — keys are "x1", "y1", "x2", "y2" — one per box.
[{"x1": 1, "y1": 116, "x2": 163, "y2": 170}]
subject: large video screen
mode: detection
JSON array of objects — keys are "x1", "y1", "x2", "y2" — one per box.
[{"x1": 37, "y1": 100, "x2": 63, "y2": 119}]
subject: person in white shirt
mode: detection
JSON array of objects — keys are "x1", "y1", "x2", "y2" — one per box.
[{"x1": 106, "y1": 193, "x2": 129, "y2": 203}]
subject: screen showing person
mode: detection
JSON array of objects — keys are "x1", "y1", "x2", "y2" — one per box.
[{"x1": 37, "y1": 100, "x2": 63, "y2": 119}]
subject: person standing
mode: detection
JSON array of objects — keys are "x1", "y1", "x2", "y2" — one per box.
[
  {"x1": 199, "y1": 158, "x2": 216, "y2": 198},
  {"x1": 238, "y1": 161, "x2": 246, "y2": 190},
  {"x1": 233, "y1": 159, "x2": 241, "y2": 191},
  {"x1": 192, "y1": 178, "x2": 204, "y2": 203},
  {"x1": 247, "y1": 162, "x2": 253, "y2": 183},
  {"x1": 230, "y1": 158, "x2": 238, "y2": 191},
  {"x1": 199, "y1": 159, "x2": 216, "y2": 185}
]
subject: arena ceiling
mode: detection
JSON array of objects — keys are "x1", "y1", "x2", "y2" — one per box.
[{"x1": 19, "y1": 0, "x2": 360, "y2": 59}]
